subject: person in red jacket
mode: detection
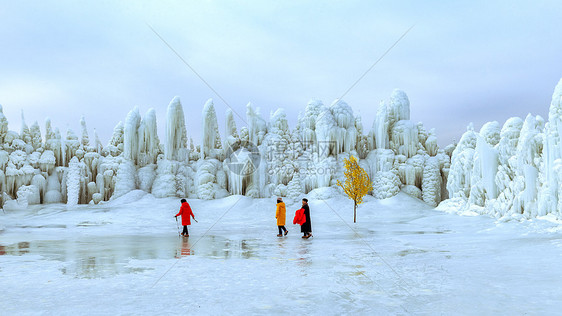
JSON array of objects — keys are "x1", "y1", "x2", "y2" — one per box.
[{"x1": 175, "y1": 199, "x2": 196, "y2": 237}]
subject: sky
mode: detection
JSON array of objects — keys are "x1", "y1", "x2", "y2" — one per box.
[{"x1": 1, "y1": 0, "x2": 561, "y2": 148}]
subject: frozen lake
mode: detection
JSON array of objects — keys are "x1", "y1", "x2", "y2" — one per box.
[{"x1": 1, "y1": 191, "x2": 562, "y2": 315}]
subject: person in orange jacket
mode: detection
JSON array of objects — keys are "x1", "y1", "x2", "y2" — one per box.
[
  {"x1": 175, "y1": 199, "x2": 196, "y2": 237},
  {"x1": 275, "y1": 197, "x2": 288, "y2": 237}
]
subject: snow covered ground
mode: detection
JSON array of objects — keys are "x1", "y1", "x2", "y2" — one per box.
[{"x1": 1, "y1": 191, "x2": 562, "y2": 315}]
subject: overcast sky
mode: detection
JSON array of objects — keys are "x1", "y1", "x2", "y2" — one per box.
[{"x1": 1, "y1": 0, "x2": 561, "y2": 147}]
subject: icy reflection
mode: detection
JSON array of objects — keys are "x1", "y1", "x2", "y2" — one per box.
[
  {"x1": 297, "y1": 241, "x2": 311, "y2": 269},
  {"x1": 176, "y1": 238, "x2": 193, "y2": 258},
  {"x1": 192, "y1": 235, "x2": 260, "y2": 259},
  {"x1": 0, "y1": 234, "x2": 264, "y2": 278}
]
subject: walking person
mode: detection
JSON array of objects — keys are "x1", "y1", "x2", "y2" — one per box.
[
  {"x1": 175, "y1": 199, "x2": 196, "y2": 237},
  {"x1": 275, "y1": 197, "x2": 288, "y2": 237},
  {"x1": 301, "y1": 198, "x2": 312, "y2": 238}
]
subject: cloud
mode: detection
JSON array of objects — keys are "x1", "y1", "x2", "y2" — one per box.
[
  {"x1": 0, "y1": 1, "x2": 561, "y2": 148},
  {"x1": 0, "y1": 77, "x2": 71, "y2": 130}
]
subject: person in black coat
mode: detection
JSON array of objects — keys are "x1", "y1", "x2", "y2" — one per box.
[{"x1": 301, "y1": 198, "x2": 312, "y2": 238}]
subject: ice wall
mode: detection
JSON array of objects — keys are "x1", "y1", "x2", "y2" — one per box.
[
  {"x1": 201, "y1": 99, "x2": 222, "y2": 160},
  {"x1": 138, "y1": 108, "x2": 160, "y2": 166},
  {"x1": 225, "y1": 109, "x2": 239, "y2": 147},
  {"x1": 538, "y1": 79, "x2": 562, "y2": 216},
  {"x1": 0, "y1": 87, "x2": 454, "y2": 209},
  {"x1": 123, "y1": 107, "x2": 141, "y2": 164},
  {"x1": 444, "y1": 79, "x2": 562, "y2": 219},
  {"x1": 165, "y1": 97, "x2": 188, "y2": 161},
  {"x1": 246, "y1": 103, "x2": 267, "y2": 146},
  {"x1": 297, "y1": 99, "x2": 322, "y2": 150}
]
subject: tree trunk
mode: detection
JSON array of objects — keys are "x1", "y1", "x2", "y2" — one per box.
[{"x1": 353, "y1": 200, "x2": 357, "y2": 223}]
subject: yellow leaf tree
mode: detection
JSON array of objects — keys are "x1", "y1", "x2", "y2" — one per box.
[{"x1": 337, "y1": 156, "x2": 373, "y2": 223}]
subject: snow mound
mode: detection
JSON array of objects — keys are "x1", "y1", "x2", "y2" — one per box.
[
  {"x1": 106, "y1": 189, "x2": 149, "y2": 207},
  {"x1": 305, "y1": 186, "x2": 342, "y2": 200},
  {"x1": 372, "y1": 171, "x2": 401, "y2": 199}
]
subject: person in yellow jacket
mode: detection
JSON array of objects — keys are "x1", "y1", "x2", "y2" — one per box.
[{"x1": 275, "y1": 197, "x2": 288, "y2": 237}]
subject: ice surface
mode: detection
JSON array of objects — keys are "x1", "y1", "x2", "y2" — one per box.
[{"x1": 1, "y1": 193, "x2": 562, "y2": 314}]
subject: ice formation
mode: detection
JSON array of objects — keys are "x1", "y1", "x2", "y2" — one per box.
[
  {"x1": 16, "y1": 79, "x2": 562, "y2": 215},
  {"x1": 164, "y1": 97, "x2": 188, "y2": 161},
  {"x1": 0, "y1": 88, "x2": 450, "y2": 209},
  {"x1": 137, "y1": 108, "x2": 160, "y2": 166},
  {"x1": 444, "y1": 79, "x2": 562, "y2": 219},
  {"x1": 201, "y1": 99, "x2": 222, "y2": 160}
]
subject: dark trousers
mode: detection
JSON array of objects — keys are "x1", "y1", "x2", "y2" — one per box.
[
  {"x1": 182, "y1": 225, "x2": 189, "y2": 235},
  {"x1": 278, "y1": 226, "x2": 287, "y2": 234}
]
